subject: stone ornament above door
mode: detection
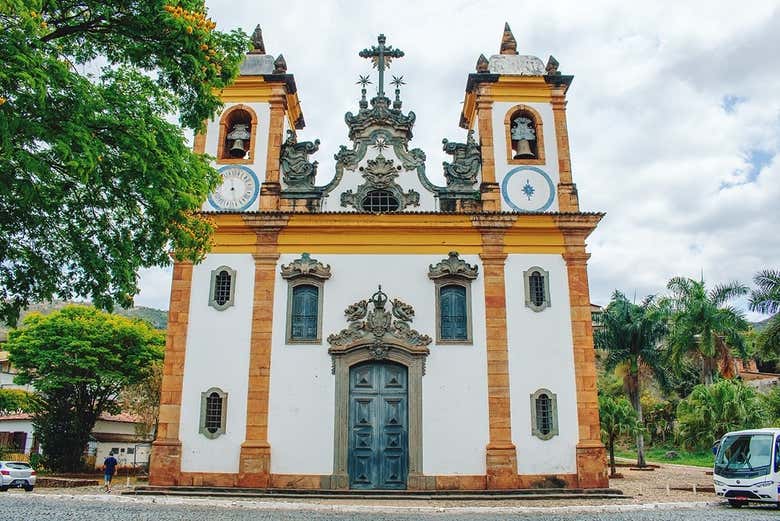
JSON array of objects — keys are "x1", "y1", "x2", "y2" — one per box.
[{"x1": 327, "y1": 286, "x2": 431, "y2": 372}]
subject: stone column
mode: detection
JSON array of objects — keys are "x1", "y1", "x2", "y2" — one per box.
[
  {"x1": 474, "y1": 216, "x2": 518, "y2": 489},
  {"x1": 476, "y1": 96, "x2": 500, "y2": 212},
  {"x1": 551, "y1": 87, "x2": 580, "y2": 212},
  {"x1": 149, "y1": 260, "x2": 193, "y2": 486},
  {"x1": 259, "y1": 96, "x2": 286, "y2": 211},
  {"x1": 560, "y1": 227, "x2": 608, "y2": 488},
  {"x1": 238, "y1": 216, "x2": 287, "y2": 487}
]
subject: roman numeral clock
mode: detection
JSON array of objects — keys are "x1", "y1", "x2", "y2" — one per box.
[{"x1": 208, "y1": 165, "x2": 260, "y2": 211}]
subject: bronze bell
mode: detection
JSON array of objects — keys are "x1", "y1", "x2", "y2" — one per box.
[
  {"x1": 513, "y1": 139, "x2": 535, "y2": 159},
  {"x1": 226, "y1": 123, "x2": 251, "y2": 159}
]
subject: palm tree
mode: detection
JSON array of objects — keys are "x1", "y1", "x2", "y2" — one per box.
[
  {"x1": 749, "y1": 269, "x2": 780, "y2": 364},
  {"x1": 595, "y1": 291, "x2": 668, "y2": 467},
  {"x1": 677, "y1": 379, "x2": 766, "y2": 450},
  {"x1": 599, "y1": 394, "x2": 639, "y2": 478},
  {"x1": 665, "y1": 277, "x2": 750, "y2": 385}
]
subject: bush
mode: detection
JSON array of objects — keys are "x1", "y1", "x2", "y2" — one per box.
[{"x1": 676, "y1": 379, "x2": 766, "y2": 450}]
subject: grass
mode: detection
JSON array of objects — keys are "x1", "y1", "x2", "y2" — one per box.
[{"x1": 614, "y1": 445, "x2": 715, "y2": 468}]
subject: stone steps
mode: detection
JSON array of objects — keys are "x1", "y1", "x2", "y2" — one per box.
[{"x1": 125, "y1": 486, "x2": 627, "y2": 500}]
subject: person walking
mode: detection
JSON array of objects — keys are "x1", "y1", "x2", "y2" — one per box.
[{"x1": 103, "y1": 452, "x2": 118, "y2": 493}]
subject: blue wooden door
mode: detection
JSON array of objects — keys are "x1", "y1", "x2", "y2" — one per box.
[{"x1": 348, "y1": 361, "x2": 408, "y2": 489}]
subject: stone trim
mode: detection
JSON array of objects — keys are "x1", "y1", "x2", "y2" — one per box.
[
  {"x1": 551, "y1": 88, "x2": 580, "y2": 212},
  {"x1": 504, "y1": 104, "x2": 546, "y2": 166},
  {"x1": 216, "y1": 104, "x2": 259, "y2": 165},
  {"x1": 208, "y1": 265, "x2": 237, "y2": 311},
  {"x1": 199, "y1": 387, "x2": 228, "y2": 439},
  {"x1": 530, "y1": 388, "x2": 559, "y2": 440},
  {"x1": 523, "y1": 266, "x2": 551, "y2": 312},
  {"x1": 329, "y1": 347, "x2": 426, "y2": 490},
  {"x1": 476, "y1": 98, "x2": 500, "y2": 212}
]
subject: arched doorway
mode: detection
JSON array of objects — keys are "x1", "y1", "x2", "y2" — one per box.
[{"x1": 348, "y1": 361, "x2": 408, "y2": 489}]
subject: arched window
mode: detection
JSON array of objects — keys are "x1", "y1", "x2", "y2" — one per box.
[
  {"x1": 291, "y1": 284, "x2": 319, "y2": 341},
  {"x1": 440, "y1": 285, "x2": 468, "y2": 341},
  {"x1": 530, "y1": 388, "x2": 558, "y2": 440},
  {"x1": 199, "y1": 387, "x2": 227, "y2": 439},
  {"x1": 504, "y1": 105, "x2": 545, "y2": 165},
  {"x1": 216, "y1": 104, "x2": 258, "y2": 164},
  {"x1": 209, "y1": 266, "x2": 236, "y2": 311},
  {"x1": 361, "y1": 190, "x2": 400, "y2": 213},
  {"x1": 524, "y1": 266, "x2": 551, "y2": 312}
]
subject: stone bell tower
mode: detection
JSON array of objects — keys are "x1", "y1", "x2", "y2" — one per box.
[
  {"x1": 460, "y1": 23, "x2": 580, "y2": 214},
  {"x1": 196, "y1": 25, "x2": 306, "y2": 212}
]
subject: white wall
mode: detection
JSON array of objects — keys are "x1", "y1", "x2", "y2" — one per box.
[
  {"x1": 201, "y1": 102, "x2": 271, "y2": 212},
  {"x1": 491, "y1": 101, "x2": 561, "y2": 213},
  {"x1": 179, "y1": 254, "x2": 255, "y2": 473},
  {"x1": 267, "y1": 253, "x2": 489, "y2": 476},
  {"x1": 92, "y1": 420, "x2": 137, "y2": 436},
  {"x1": 95, "y1": 443, "x2": 151, "y2": 469},
  {"x1": 505, "y1": 254, "x2": 578, "y2": 474}
]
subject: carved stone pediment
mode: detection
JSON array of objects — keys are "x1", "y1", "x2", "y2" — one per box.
[
  {"x1": 428, "y1": 251, "x2": 478, "y2": 281},
  {"x1": 280, "y1": 253, "x2": 331, "y2": 281},
  {"x1": 340, "y1": 155, "x2": 420, "y2": 212},
  {"x1": 328, "y1": 286, "x2": 431, "y2": 363}
]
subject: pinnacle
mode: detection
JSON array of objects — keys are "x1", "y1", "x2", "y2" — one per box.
[{"x1": 500, "y1": 22, "x2": 518, "y2": 55}]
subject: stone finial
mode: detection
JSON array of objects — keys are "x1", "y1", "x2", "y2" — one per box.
[
  {"x1": 546, "y1": 55, "x2": 560, "y2": 75},
  {"x1": 500, "y1": 22, "x2": 518, "y2": 55},
  {"x1": 249, "y1": 25, "x2": 265, "y2": 54},
  {"x1": 475, "y1": 54, "x2": 489, "y2": 73},
  {"x1": 273, "y1": 54, "x2": 287, "y2": 74},
  {"x1": 428, "y1": 251, "x2": 479, "y2": 280}
]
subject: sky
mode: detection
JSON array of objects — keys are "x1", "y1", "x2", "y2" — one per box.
[{"x1": 135, "y1": 0, "x2": 780, "y2": 319}]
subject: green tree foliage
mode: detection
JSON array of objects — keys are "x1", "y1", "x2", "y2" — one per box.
[
  {"x1": 676, "y1": 379, "x2": 766, "y2": 450},
  {"x1": 761, "y1": 386, "x2": 780, "y2": 425},
  {"x1": 665, "y1": 277, "x2": 750, "y2": 385},
  {"x1": 118, "y1": 361, "x2": 162, "y2": 439},
  {"x1": 749, "y1": 269, "x2": 780, "y2": 367},
  {"x1": 595, "y1": 291, "x2": 668, "y2": 467},
  {"x1": 599, "y1": 395, "x2": 639, "y2": 477},
  {"x1": 0, "y1": 1, "x2": 249, "y2": 324},
  {"x1": 0, "y1": 388, "x2": 35, "y2": 413},
  {"x1": 6, "y1": 305, "x2": 164, "y2": 472}
]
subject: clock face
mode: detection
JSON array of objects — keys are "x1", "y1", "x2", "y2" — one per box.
[{"x1": 208, "y1": 166, "x2": 260, "y2": 211}]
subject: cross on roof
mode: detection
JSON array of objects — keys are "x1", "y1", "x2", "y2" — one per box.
[{"x1": 359, "y1": 34, "x2": 404, "y2": 98}]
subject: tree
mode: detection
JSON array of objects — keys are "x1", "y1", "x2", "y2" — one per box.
[
  {"x1": 666, "y1": 277, "x2": 750, "y2": 385},
  {"x1": 749, "y1": 269, "x2": 780, "y2": 367},
  {"x1": 599, "y1": 394, "x2": 639, "y2": 478},
  {"x1": 6, "y1": 305, "x2": 164, "y2": 471},
  {"x1": 676, "y1": 379, "x2": 766, "y2": 450},
  {"x1": 0, "y1": 1, "x2": 249, "y2": 325},
  {"x1": 118, "y1": 361, "x2": 162, "y2": 439},
  {"x1": 0, "y1": 388, "x2": 35, "y2": 413},
  {"x1": 595, "y1": 291, "x2": 668, "y2": 467}
]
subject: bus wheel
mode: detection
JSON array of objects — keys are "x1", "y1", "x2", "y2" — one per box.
[{"x1": 728, "y1": 499, "x2": 745, "y2": 508}]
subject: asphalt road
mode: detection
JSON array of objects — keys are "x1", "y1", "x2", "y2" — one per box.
[{"x1": 1, "y1": 494, "x2": 779, "y2": 521}]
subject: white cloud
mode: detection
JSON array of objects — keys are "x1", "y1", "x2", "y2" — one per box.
[{"x1": 139, "y1": 0, "x2": 780, "y2": 316}]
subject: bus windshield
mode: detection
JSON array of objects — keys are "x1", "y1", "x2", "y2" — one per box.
[{"x1": 714, "y1": 433, "x2": 773, "y2": 479}]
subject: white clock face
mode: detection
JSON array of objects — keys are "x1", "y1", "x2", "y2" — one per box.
[{"x1": 208, "y1": 166, "x2": 259, "y2": 211}]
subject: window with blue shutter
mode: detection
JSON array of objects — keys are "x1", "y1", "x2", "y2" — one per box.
[
  {"x1": 291, "y1": 284, "x2": 319, "y2": 340},
  {"x1": 440, "y1": 285, "x2": 468, "y2": 341}
]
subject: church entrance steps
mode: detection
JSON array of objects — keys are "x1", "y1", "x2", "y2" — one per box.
[{"x1": 125, "y1": 486, "x2": 626, "y2": 501}]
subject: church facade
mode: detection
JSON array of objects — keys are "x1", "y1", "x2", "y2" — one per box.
[{"x1": 150, "y1": 24, "x2": 608, "y2": 490}]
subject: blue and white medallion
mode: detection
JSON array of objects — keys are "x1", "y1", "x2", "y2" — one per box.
[{"x1": 501, "y1": 166, "x2": 555, "y2": 212}]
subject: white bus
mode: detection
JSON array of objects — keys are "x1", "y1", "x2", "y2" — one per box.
[{"x1": 713, "y1": 428, "x2": 780, "y2": 508}]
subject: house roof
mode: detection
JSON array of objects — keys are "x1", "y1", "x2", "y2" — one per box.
[
  {"x1": 90, "y1": 433, "x2": 151, "y2": 443},
  {"x1": 0, "y1": 412, "x2": 142, "y2": 423}
]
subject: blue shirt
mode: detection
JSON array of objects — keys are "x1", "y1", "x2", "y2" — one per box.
[{"x1": 104, "y1": 456, "x2": 118, "y2": 475}]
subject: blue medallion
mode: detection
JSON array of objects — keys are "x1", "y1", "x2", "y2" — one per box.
[{"x1": 501, "y1": 166, "x2": 555, "y2": 212}]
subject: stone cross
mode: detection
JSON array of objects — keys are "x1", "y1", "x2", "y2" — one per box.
[{"x1": 359, "y1": 34, "x2": 404, "y2": 97}]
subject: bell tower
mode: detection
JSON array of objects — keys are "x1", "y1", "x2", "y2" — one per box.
[
  {"x1": 196, "y1": 25, "x2": 305, "y2": 212},
  {"x1": 460, "y1": 23, "x2": 579, "y2": 214}
]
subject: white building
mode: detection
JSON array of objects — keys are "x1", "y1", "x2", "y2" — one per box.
[{"x1": 150, "y1": 24, "x2": 607, "y2": 490}]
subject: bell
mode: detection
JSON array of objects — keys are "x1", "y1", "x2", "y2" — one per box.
[
  {"x1": 513, "y1": 139, "x2": 535, "y2": 159},
  {"x1": 230, "y1": 139, "x2": 246, "y2": 158}
]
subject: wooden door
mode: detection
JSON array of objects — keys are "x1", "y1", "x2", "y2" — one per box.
[{"x1": 348, "y1": 361, "x2": 408, "y2": 489}]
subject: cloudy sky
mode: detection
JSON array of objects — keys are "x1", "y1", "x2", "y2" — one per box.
[{"x1": 135, "y1": 0, "x2": 779, "y2": 319}]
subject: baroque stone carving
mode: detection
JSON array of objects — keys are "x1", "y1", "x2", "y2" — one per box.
[
  {"x1": 327, "y1": 286, "x2": 432, "y2": 350},
  {"x1": 441, "y1": 130, "x2": 481, "y2": 191},
  {"x1": 344, "y1": 95, "x2": 416, "y2": 142},
  {"x1": 280, "y1": 252, "x2": 332, "y2": 281},
  {"x1": 340, "y1": 155, "x2": 420, "y2": 211},
  {"x1": 280, "y1": 130, "x2": 320, "y2": 191},
  {"x1": 428, "y1": 251, "x2": 479, "y2": 281}
]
